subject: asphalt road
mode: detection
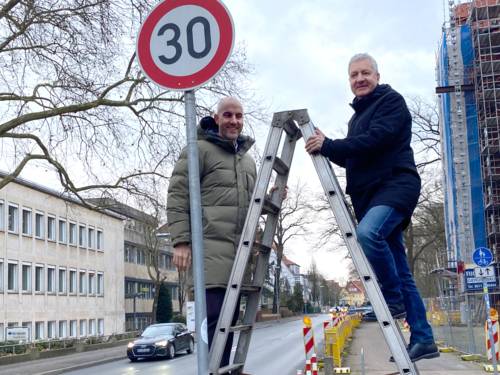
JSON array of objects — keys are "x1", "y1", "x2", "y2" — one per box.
[{"x1": 64, "y1": 314, "x2": 327, "y2": 375}]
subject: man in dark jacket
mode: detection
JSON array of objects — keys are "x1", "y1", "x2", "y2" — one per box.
[
  {"x1": 167, "y1": 97, "x2": 255, "y2": 373},
  {"x1": 305, "y1": 53, "x2": 439, "y2": 362}
]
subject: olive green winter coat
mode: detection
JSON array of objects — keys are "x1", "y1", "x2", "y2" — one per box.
[{"x1": 167, "y1": 123, "x2": 256, "y2": 288}]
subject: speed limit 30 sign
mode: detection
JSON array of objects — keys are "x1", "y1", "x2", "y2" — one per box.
[{"x1": 137, "y1": 0, "x2": 234, "y2": 90}]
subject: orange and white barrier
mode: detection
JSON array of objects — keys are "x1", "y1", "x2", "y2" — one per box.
[{"x1": 485, "y1": 319, "x2": 500, "y2": 361}]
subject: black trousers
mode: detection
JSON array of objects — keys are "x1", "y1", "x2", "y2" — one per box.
[{"x1": 206, "y1": 288, "x2": 241, "y2": 368}]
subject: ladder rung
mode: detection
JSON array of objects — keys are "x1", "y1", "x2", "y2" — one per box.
[
  {"x1": 255, "y1": 242, "x2": 271, "y2": 254},
  {"x1": 240, "y1": 285, "x2": 261, "y2": 294},
  {"x1": 273, "y1": 156, "x2": 289, "y2": 175},
  {"x1": 216, "y1": 362, "x2": 245, "y2": 374},
  {"x1": 229, "y1": 324, "x2": 252, "y2": 332},
  {"x1": 262, "y1": 198, "x2": 280, "y2": 215},
  {"x1": 283, "y1": 119, "x2": 299, "y2": 137}
]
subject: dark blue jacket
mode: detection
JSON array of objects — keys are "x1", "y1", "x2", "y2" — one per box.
[{"x1": 320, "y1": 84, "x2": 420, "y2": 226}]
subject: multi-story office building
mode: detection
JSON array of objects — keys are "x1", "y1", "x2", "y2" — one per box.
[
  {"x1": 88, "y1": 199, "x2": 179, "y2": 331},
  {"x1": 0, "y1": 173, "x2": 125, "y2": 341},
  {"x1": 437, "y1": 0, "x2": 499, "y2": 272}
]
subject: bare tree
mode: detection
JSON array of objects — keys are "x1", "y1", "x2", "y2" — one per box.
[
  {"x1": 404, "y1": 178, "x2": 445, "y2": 297},
  {"x1": 271, "y1": 181, "x2": 312, "y2": 314},
  {"x1": 0, "y1": 0, "x2": 260, "y2": 204},
  {"x1": 408, "y1": 96, "x2": 441, "y2": 171}
]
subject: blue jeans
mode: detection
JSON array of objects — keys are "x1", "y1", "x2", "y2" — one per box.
[{"x1": 356, "y1": 205, "x2": 434, "y2": 345}]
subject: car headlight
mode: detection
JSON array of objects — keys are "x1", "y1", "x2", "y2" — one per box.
[
  {"x1": 127, "y1": 342, "x2": 134, "y2": 348},
  {"x1": 155, "y1": 340, "x2": 168, "y2": 347}
]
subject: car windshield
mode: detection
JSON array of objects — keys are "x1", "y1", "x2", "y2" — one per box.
[{"x1": 141, "y1": 325, "x2": 175, "y2": 337}]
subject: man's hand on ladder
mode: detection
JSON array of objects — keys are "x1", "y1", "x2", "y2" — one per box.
[
  {"x1": 268, "y1": 185, "x2": 288, "y2": 200},
  {"x1": 173, "y1": 243, "x2": 192, "y2": 271}
]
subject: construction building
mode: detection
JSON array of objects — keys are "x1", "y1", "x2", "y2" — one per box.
[{"x1": 436, "y1": 0, "x2": 499, "y2": 290}]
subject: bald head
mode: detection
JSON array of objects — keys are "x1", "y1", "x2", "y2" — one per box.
[
  {"x1": 214, "y1": 96, "x2": 244, "y2": 142},
  {"x1": 216, "y1": 97, "x2": 243, "y2": 114}
]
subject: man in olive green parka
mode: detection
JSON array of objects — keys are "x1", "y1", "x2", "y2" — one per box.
[{"x1": 167, "y1": 97, "x2": 256, "y2": 371}]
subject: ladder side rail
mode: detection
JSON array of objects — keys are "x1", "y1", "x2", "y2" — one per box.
[
  {"x1": 208, "y1": 125, "x2": 285, "y2": 372},
  {"x1": 299, "y1": 119, "x2": 419, "y2": 375},
  {"x1": 233, "y1": 123, "x2": 300, "y2": 367}
]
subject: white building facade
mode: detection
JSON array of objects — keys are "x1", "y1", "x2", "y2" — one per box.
[{"x1": 0, "y1": 175, "x2": 125, "y2": 341}]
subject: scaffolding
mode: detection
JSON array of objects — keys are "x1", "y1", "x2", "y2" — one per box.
[{"x1": 471, "y1": 0, "x2": 500, "y2": 255}]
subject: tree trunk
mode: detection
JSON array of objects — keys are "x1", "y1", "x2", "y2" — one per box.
[
  {"x1": 272, "y1": 244, "x2": 284, "y2": 314},
  {"x1": 151, "y1": 271, "x2": 161, "y2": 324}
]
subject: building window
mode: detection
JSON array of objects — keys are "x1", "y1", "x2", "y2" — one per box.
[
  {"x1": 47, "y1": 321, "x2": 56, "y2": 339},
  {"x1": 96, "y1": 230, "x2": 103, "y2": 250},
  {"x1": 58, "y1": 268, "x2": 67, "y2": 294},
  {"x1": 22, "y1": 263, "x2": 31, "y2": 293},
  {"x1": 79, "y1": 270, "x2": 87, "y2": 294},
  {"x1": 69, "y1": 223, "x2": 77, "y2": 245},
  {"x1": 88, "y1": 272, "x2": 95, "y2": 295},
  {"x1": 69, "y1": 269, "x2": 77, "y2": 294},
  {"x1": 124, "y1": 244, "x2": 135, "y2": 263},
  {"x1": 35, "y1": 321, "x2": 44, "y2": 340},
  {"x1": 58, "y1": 219, "x2": 66, "y2": 243},
  {"x1": 22, "y1": 322, "x2": 32, "y2": 341},
  {"x1": 97, "y1": 273, "x2": 104, "y2": 296},
  {"x1": 58, "y1": 321, "x2": 67, "y2": 338},
  {"x1": 88, "y1": 227, "x2": 94, "y2": 249},
  {"x1": 69, "y1": 320, "x2": 77, "y2": 337},
  {"x1": 79, "y1": 225, "x2": 86, "y2": 247},
  {"x1": 137, "y1": 249, "x2": 145, "y2": 265},
  {"x1": 8, "y1": 204, "x2": 19, "y2": 233},
  {"x1": 0, "y1": 260, "x2": 3, "y2": 292},
  {"x1": 98, "y1": 319, "x2": 104, "y2": 336},
  {"x1": 35, "y1": 212, "x2": 44, "y2": 238},
  {"x1": 7, "y1": 262, "x2": 18, "y2": 292},
  {"x1": 89, "y1": 319, "x2": 96, "y2": 336},
  {"x1": 22, "y1": 208, "x2": 32, "y2": 236},
  {"x1": 47, "y1": 266, "x2": 56, "y2": 293},
  {"x1": 0, "y1": 200, "x2": 4, "y2": 230},
  {"x1": 79, "y1": 320, "x2": 87, "y2": 337},
  {"x1": 35, "y1": 265, "x2": 44, "y2": 293},
  {"x1": 47, "y1": 216, "x2": 56, "y2": 241}
]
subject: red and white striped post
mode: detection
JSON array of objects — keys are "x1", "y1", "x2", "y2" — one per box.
[
  {"x1": 311, "y1": 353, "x2": 318, "y2": 375},
  {"x1": 303, "y1": 316, "x2": 316, "y2": 361}
]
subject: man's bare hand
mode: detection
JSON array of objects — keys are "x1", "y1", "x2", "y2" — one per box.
[
  {"x1": 269, "y1": 185, "x2": 288, "y2": 200},
  {"x1": 173, "y1": 243, "x2": 192, "y2": 271},
  {"x1": 305, "y1": 128, "x2": 326, "y2": 154}
]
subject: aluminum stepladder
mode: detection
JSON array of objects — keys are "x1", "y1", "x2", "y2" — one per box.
[
  {"x1": 208, "y1": 110, "x2": 302, "y2": 374},
  {"x1": 208, "y1": 109, "x2": 419, "y2": 375}
]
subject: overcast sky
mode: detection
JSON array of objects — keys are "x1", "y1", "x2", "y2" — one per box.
[
  {"x1": 4, "y1": 1, "x2": 448, "y2": 284},
  {"x1": 224, "y1": 0, "x2": 446, "y2": 282}
]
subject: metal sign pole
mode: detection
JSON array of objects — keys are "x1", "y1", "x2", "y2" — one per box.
[
  {"x1": 484, "y1": 280, "x2": 499, "y2": 375},
  {"x1": 185, "y1": 89, "x2": 208, "y2": 374}
]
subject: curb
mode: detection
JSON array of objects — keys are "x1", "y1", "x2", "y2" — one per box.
[{"x1": 36, "y1": 355, "x2": 125, "y2": 375}]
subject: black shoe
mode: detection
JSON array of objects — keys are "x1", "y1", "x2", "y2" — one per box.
[
  {"x1": 362, "y1": 304, "x2": 406, "y2": 322},
  {"x1": 408, "y1": 342, "x2": 440, "y2": 362}
]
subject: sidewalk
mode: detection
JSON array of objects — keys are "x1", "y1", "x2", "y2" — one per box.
[
  {"x1": 344, "y1": 322, "x2": 485, "y2": 374},
  {"x1": 0, "y1": 344, "x2": 127, "y2": 375}
]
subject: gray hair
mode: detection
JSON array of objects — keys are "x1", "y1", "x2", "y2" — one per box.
[{"x1": 348, "y1": 53, "x2": 379, "y2": 73}]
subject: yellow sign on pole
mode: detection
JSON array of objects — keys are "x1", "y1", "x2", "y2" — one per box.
[{"x1": 303, "y1": 316, "x2": 312, "y2": 327}]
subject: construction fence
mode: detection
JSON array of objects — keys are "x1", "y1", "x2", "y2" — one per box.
[{"x1": 424, "y1": 291, "x2": 500, "y2": 355}]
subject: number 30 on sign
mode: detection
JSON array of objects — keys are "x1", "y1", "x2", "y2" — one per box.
[{"x1": 137, "y1": 0, "x2": 234, "y2": 91}]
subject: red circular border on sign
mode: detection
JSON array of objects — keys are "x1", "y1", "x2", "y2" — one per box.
[{"x1": 137, "y1": 0, "x2": 234, "y2": 90}]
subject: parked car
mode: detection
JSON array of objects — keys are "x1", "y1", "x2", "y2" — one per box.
[{"x1": 127, "y1": 323, "x2": 194, "y2": 362}]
